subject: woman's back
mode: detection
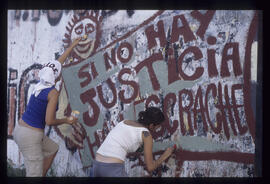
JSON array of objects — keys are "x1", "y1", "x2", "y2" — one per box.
[
  {"x1": 22, "y1": 86, "x2": 55, "y2": 129},
  {"x1": 96, "y1": 120, "x2": 149, "y2": 161}
]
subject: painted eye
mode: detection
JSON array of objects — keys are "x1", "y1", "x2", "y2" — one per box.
[
  {"x1": 75, "y1": 24, "x2": 83, "y2": 35},
  {"x1": 85, "y1": 23, "x2": 95, "y2": 34},
  {"x1": 49, "y1": 63, "x2": 55, "y2": 68}
]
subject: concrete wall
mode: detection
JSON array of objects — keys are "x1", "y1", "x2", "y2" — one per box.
[{"x1": 7, "y1": 10, "x2": 259, "y2": 177}]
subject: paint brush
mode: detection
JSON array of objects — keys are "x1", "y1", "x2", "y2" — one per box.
[{"x1": 171, "y1": 141, "x2": 180, "y2": 151}]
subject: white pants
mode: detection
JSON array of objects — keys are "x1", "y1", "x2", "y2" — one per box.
[{"x1": 13, "y1": 124, "x2": 59, "y2": 177}]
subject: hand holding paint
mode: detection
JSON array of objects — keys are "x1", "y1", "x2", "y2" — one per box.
[
  {"x1": 171, "y1": 133, "x2": 181, "y2": 151},
  {"x1": 68, "y1": 110, "x2": 80, "y2": 124},
  {"x1": 173, "y1": 142, "x2": 181, "y2": 151},
  {"x1": 71, "y1": 110, "x2": 80, "y2": 118}
]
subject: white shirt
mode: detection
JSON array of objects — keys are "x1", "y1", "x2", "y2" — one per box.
[{"x1": 96, "y1": 121, "x2": 149, "y2": 161}]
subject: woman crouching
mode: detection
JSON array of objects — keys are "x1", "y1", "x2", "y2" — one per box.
[{"x1": 91, "y1": 106, "x2": 175, "y2": 177}]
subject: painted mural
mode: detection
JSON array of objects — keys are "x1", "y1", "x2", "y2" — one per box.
[{"x1": 7, "y1": 10, "x2": 259, "y2": 177}]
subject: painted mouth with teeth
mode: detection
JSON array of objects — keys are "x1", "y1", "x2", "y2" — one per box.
[{"x1": 74, "y1": 38, "x2": 95, "y2": 59}]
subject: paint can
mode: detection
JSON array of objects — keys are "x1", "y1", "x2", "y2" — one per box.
[
  {"x1": 69, "y1": 110, "x2": 80, "y2": 120},
  {"x1": 71, "y1": 110, "x2": 80, "y2": 118}
]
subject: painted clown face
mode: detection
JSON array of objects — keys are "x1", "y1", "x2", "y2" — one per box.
[
  {"x1": 63, "y1": 11, "x2": 102, "y2": 64},
  {"x1": 71, "y1": 18, "x2": 96, "y2": 59}
]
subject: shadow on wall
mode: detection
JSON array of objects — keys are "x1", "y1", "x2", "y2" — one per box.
[{"x1": 7, "y1": 159, "x2": 26, "y2": 177}]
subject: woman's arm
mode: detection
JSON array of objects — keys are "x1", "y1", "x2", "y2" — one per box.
[
  {"x1": 57, "y1": 37, "x2": 82, "y2": 65},
  {"x1": 142, "y1": 131, "x2": 174, "y2": 173},
  {"x1": 45, "y1": 89, "x2": 77, "y2": 126}
]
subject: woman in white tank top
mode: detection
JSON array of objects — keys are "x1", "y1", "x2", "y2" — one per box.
[{"x1": 91, "y1": 107, "x2": 175, "y2": 177}]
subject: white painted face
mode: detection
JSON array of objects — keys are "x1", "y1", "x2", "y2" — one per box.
[{"x1": 71, "y1": 18, "x2": 96, "y2": 59}]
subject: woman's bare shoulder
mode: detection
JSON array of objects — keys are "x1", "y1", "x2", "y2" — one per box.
[{"x1": 48, "y1": 88, "x2": 59, "y2": 99}]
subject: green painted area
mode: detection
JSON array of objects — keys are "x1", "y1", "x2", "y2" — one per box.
[
  {"x1": 137, "y1": 59, "x2": 200, "y2": 97},
  {"x1": 62, "y1": 38, "x2": 204, "y2": 166},
  {"x1": 152, "y1": 135, "x2": 233, "y2": 153}
]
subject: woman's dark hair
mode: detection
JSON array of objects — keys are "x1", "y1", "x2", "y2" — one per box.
[{"x1": 137, "y1": 107, "x2": 165, "y2": 126}]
